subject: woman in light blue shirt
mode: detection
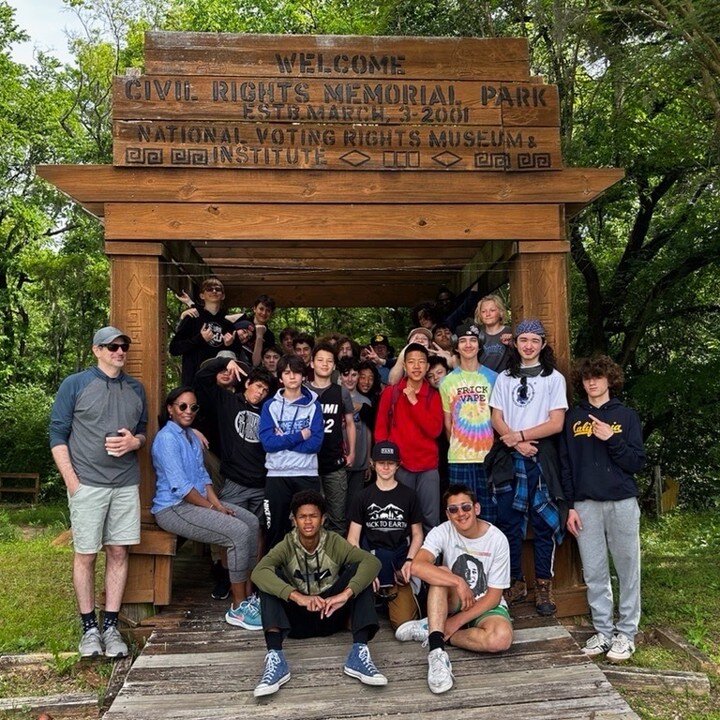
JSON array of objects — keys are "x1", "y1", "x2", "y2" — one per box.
[{"x1": 151, "y1": 386, "x2": 261, "y2": 629}]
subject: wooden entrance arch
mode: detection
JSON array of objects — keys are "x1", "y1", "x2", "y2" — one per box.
[{"x1": 38, "y1": 32, "x2": 622, "y2": 616}]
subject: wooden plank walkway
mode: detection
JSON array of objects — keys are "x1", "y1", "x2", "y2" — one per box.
[{"x1": 107, "y1": 550, "x2": 639, "y2": 720}]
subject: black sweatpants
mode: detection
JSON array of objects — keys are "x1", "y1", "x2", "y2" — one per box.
[
  {"x1": 264, "y1": 475, "x2": 321, "y2": 549},
  {"x1": 259, "y1": 564, "x2": 379, "y2": 643}
]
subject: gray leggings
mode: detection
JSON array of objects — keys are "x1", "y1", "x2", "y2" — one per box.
[{"x1": 155, "y1": 501, "x2": 259, "y2": 584}]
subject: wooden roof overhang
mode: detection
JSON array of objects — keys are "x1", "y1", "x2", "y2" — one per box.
[{"x1": 36, "y1": 164, "x2": 623, "y2": 307}]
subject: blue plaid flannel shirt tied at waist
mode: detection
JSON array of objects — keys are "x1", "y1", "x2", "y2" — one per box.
[{"x1": 492, "y1": 452, "x2": 565, "y2": 544}]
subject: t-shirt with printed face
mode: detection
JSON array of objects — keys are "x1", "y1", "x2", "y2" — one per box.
[
  {"x1": 440, "y1": 366, "x2": 498, "y2": 463},
  {"x1": 422, "y1": 520, "x2": 510, "y2": 605},
  {"x1": 489, "y1": 368, "x2": 568, "y2": 432},
  {"x1": 350, "y1": 482, "x2": 422, "y2": 551}
]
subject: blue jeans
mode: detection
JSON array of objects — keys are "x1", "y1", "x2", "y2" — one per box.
[{"x1": 495, "y1": 459, "x2": 556, "y2": 580}]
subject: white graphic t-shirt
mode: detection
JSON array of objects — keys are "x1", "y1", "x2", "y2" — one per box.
[
  {"x1": 490, "y1": 368, "x2": 568, "y2": 431},
  {"x1": 422, "y1": 521, "x2": 510, "y2": 605}
]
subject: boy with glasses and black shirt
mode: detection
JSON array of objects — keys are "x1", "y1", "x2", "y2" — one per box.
[
  {"x1": 395, "y1": 484, "x2": 512, "y2": 694},
  {"x1": 169, "y1": 277, "x2": 235, "y2": 386}
]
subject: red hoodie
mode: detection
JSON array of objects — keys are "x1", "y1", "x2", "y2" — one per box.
[{"x1": 374, "y1": 378, "x2": 444, "y2": 472}]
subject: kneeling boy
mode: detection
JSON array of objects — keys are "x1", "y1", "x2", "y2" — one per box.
[
  {"x1": 251, "y1": 490, "x2": 387, "y2": 697},
  {"x1": 347, "y1": 441, "x2": 423, "y2": 629},
  {"x1": 395, "y1": 484, "x2": 513, "y2": 694}
]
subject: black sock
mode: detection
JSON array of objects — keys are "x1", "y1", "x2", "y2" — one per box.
[
  {"x1": 265, "y1": 631, "x2": 283, "y2": 652},
  {"x1": 103, "y1": 611, "x2": 119, "y2": 631},
  {"x1": 81, "y1": 611, "x2": 98, "y2": 633},
  {"x1": 352, "y1": 628, "x2": 370, "y2": 645},
  {"x1": 428, "y1": 631, "x2": 445, "y2": 652}
]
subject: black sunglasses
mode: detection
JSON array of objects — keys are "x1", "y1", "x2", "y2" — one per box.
[
  {"x1": 174, "y1": 402, "x2": 200, "y2": 413},
  {"x1": 204, "y1": 285, "x2": 224, "y2": 293},
  {"x1": 102, "y1": 342, "x2": 129, "y2": 353},
  {"x1": 447, "y1": 502, "x2": 474, "y2": 514}
]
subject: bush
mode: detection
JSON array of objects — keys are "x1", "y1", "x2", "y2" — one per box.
[{"x1": 0, "y1": 384, "x2": 57, "y2": 496}]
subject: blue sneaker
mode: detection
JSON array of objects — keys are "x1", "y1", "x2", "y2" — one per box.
[
  {"x1": 254, "y1": 650, "x2": 290, "y2": 697},
  {"x1": 343, "y1": 643, "x2": 388, "y2": 686},
  {"x1": 225, "y1": 600, "x2": 262, "y2": 630}
]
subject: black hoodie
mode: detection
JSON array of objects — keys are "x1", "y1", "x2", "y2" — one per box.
[{"x1": 560, "y1": 398, "x2": 646, "y2": 507}]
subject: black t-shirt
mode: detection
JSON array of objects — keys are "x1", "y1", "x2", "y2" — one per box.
[
  {"x1": 307, "y1": 383, "x2": 354, "y2": 474},
  {"x1": 350, "y1": 482, "x2": 422, "y2": 550}
]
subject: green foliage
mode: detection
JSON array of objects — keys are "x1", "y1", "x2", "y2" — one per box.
[
  {"x1": 641, "y1": 511, "x2": 720, "y2": 662},
  {"x1": 0, "y1": 384, "x2": 54, "y2": 482}
]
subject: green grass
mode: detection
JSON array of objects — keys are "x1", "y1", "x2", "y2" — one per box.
[
  {"x1": 641, "y1": 510, "x2": 720, "y2": 663},
  {"x1": 0, "y1": 504, "x2": 104, "y2": 655}
]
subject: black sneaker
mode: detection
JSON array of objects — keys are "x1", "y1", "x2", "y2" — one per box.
[{"x1": 211, "y1": 564, "x2": 231, "y2": 600}]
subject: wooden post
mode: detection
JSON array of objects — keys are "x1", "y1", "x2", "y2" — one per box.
[
  {"x1": 508, "y1": 235, "x2": 587, "y2": 615},
  {"x1": 653, "y1": 465, "x2": 663, "y2": 518},
  {"x1": 508, "y1": 236, "x2": 571, "y2": 376},
  {"x1": 107, "y1": 242, "x2": 175, "y2": 611}
]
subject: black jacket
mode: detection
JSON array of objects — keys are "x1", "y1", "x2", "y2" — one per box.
[
  {"x1": 560, "y1": 398, "x2": 646, "y2": 507},
  {"x1": 194, "y1": 357, "x2": 267, "y2": 488}
]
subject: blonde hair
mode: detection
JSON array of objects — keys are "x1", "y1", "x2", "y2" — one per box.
[{"x1": 474, "y1": 294, "x2": 507, "y2": 326}]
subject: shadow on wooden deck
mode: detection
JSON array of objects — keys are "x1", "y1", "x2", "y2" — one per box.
[{"x1": 108, "y1": 546, "x2": 639, "y2": 720}]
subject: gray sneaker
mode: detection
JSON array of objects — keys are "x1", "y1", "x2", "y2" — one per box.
[
  {"x1": 78, "y1": 627, "x2": 103, "y2": 658},
  {"x1": 102, "y1": 626, "x2": 129, "y2": 659}
]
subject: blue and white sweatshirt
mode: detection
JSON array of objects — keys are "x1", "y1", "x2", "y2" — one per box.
[{"x1": 259, "y1": 386, "x2": 324, "y2": 477}]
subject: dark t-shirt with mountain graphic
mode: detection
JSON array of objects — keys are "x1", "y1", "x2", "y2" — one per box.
[{"x1": 350, "y1": 482, "x2": 422, "y2": 550}]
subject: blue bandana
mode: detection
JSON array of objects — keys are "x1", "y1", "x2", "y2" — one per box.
[{"x1": 514, "y1": 318, "x2": 546, "y2": 337}]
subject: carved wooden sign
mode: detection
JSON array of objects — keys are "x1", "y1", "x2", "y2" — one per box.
[{"x1": 113, "y1": 33, "x2": 562, "y2": 171}]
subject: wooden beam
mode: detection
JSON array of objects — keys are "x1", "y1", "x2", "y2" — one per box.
[
  {"x1": 36, "y1": 165, "x2": 625, "y2": 211},
  {"x1": 203, "y1": 257, "x2": 466, "y2": 270},
  {"x1": 195, "y1": 245, "x2": 477, "y2": 259},
  {"x1": 104, "y1": 203, "x2": 564, "y2": 241},
  {"x1": 223, "y1": 283, "x2": 452, "y2": 308},
  {"x1": 143, "y1": 32, "x2": 531, "y2": 80}
]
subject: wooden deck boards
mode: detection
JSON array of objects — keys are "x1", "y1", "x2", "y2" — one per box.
[{"x1": 106, "y1": 550, "x2": 639, "y2": 719}]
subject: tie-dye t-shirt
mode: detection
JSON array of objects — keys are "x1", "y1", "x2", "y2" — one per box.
[{"x1": 439, "y1": 366, "x2": 498, "y2": 463}]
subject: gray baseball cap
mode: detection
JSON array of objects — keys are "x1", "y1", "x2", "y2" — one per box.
[{"x1": 93, "y1": 326, "x2": 131, "y2": 346}]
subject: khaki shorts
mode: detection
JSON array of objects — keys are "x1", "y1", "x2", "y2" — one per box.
[
  {"x1": 68, "y1": 484, "x2": 141, "y2": 554},
  {"x1": 452, "y1": 601, "x2": 512, "y2": 628}
]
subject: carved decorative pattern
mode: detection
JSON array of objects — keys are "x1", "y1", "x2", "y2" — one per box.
[
  {"x1": 383, "y1": 151, "x2": 420, "y2": 168},
  {"x1": 171, "y1": 148, "x2": 209, "y2": 165},
  {"x1": 125, "y1": 148, "x2": 163, "y2": 165},
  {"x1": 474, "y1": 152, "x2": 510, "y2": 169},
  {"x1": 517, "y1": 152, "x2": 552, "y2": 169}
]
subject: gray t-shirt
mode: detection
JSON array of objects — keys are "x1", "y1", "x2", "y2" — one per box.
[{"x1": 49, "y1": 366, "x2": 147, "y2": 488}]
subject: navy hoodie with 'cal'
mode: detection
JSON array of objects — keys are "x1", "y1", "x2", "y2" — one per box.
[{"x1": 560, "y1": 398, "x2": 647, "y2": 507}]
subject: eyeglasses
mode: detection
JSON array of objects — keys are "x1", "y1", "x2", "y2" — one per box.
[
  {"x1": 447, "y1": 502, "x2": 474, "y2": 514},
  {"x1": 204, "y1": 285, "x2": 224, "y2": 293},
  {"x1": 102, "y1": 343, "x2": 129, "y2": 353},
  {"x1": 174, "y1": 402, "x2": 200, "y2": 413}
]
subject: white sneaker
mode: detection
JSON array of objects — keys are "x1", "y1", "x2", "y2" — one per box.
[
  {"x1": 581, "y1": 632, "x2": 613, "y2": 657},
  {"x1": 427, "y1": 648, "x2": 454, "y2": 694},
  {"x1": 606, "y1": 632, "x2": 635, "y2": 662},
  {"x1": 395, "y1": 617, "x2": 429, "y2": 643}
]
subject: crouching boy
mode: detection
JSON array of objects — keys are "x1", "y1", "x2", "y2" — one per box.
[{"x1": 250, "y1": 490, "x2": 387, "y2": 697}]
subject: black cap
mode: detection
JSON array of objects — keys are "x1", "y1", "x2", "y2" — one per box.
[
  {"x1": 456, "y1": 323, "x2": 482, "y2": 339},
  {"x1": 369, "y1": 333, "x2": 391, "y2": 348},
  {"x1": 371, "y1": 441, "x2": 400, "y2": 462}
]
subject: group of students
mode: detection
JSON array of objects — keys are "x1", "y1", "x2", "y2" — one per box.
[{"x1": 142, "y1": 276, "x2": 647, "y2": 696}]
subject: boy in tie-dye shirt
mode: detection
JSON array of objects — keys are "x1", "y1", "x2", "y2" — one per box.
[{"x1": 439, "y1": 324, "x2": 498, "y2": 522}]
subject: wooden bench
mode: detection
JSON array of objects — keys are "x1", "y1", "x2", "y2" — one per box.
[{"x1": 0, "y1": 472, "x2": 40, "y2": 503}]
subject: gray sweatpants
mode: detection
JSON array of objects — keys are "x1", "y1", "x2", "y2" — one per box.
[
  {"x1": 574, "y1": 498, "x2": 641, "y2": 639},
  {"x1": 155, "y1": 501, "x2": 259, "y2": 584},
  {"x1": 396, "y1": 467, "x2": 439, "y2": 534}
]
